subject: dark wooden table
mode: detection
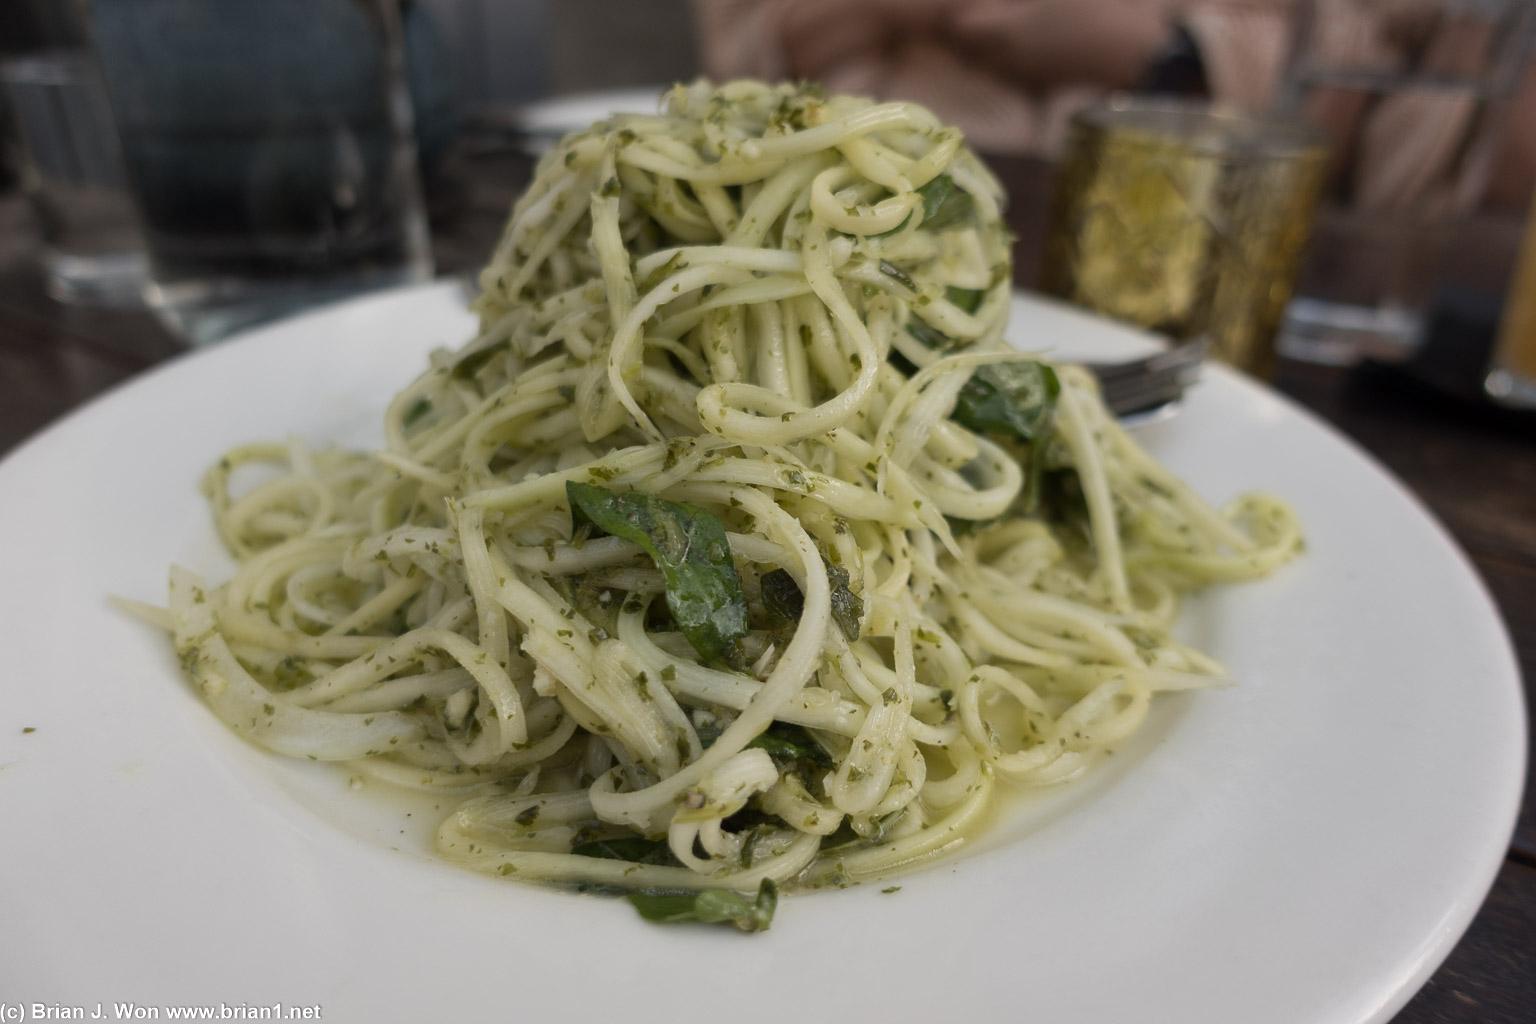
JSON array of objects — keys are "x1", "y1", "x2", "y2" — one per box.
[{"x1": 1, "y1": 150, "x2": 1530, "y2": 1022}]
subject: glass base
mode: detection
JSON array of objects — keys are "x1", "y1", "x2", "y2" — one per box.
[
  {"x1": 43, "y1": 250, "x2": 148, "y2": 308},
  {"x1": 147, "y1": 267, "x2": 428, "y2": 346},
  {"x1": 1484, "y1": 367, "x2": 1536, "y2": 410},
  {"x1": 1277, "y1": 298, "x2": 1424, "y2": 366}
]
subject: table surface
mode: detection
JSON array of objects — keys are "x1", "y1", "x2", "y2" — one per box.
[{"x1": 1, "y1": 150, "x2": 1531, "y2": 1023}]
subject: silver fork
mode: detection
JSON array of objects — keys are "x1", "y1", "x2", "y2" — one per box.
[{"x1": 1086, "y1": 338, "x2": 1206, "y2": 424}]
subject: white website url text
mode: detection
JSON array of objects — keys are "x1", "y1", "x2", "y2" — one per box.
[{"x1": 0, "y1": 1004, "x2": 322, "y2": 1021}]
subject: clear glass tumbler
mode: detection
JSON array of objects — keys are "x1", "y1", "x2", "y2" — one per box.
[
  {"x1": 87, "y1": 0, "x2": 434, "y2": 345},
  {"x1": 0, "y1": 50, "x2": 148, "y2": 307},
  {"x1": 1274, "y1": 0, "x2": 1536, "y2": 365}
]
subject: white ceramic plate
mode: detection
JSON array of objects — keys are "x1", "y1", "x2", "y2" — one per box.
[
  {"x1": 0, "y1": 283, "x2": 1523, "y2": 1023},
  {"x1": 513, "y1": 87, "x2": 668, "y2": 137}
]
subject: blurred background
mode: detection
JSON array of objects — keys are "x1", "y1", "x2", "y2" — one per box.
[
  {"x1": 2, "y1": 0, "x2": 1533, "y2": 478},
  {"x1": 4, "y1": 0, "x2": 1534, "y2": 361}
]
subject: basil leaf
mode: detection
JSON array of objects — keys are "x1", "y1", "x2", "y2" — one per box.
[
  {"x1": 944, "y1": 286, "x2": 985, "y2": 314},
  {"x1": 695, "y1": 721, "x2": 725, "y2": 749},
  {"x1": 756, "y1": 565, "x2": 861, "y2": 642},
  {"x1": 917, "y1": 174, "x2": 976, "y2": 231},
  {"x1": 944, "y1": 514, "x2": 991, "y2": 538},
  {"x1": 566, "y1": 482, "x2": 749, "y2": 662},
  {"x1": 905, "y1": 289, "x2": 984, "y2": 353},
  {"x1": 451, "y1": 338, "x2": 510, "y2": 381},
  {"x1": 826, "y1": 564, "x2": 863, "y2": 642},
  {"x1": 878, "y1": 259, "x2": 915, "y2": 291},
  {"x1": 626, "y1": 878, "x2": 778, "y2": 932},
  {"x1": 906, "y1": 320, "x2": 952, "y2": 351},
  {"x1": 952, "y1": 361, "x2": 1061, "y2": 443},
  {"x1": 758, "y1": 568, "x2": 804, "y2": 623},
  {"x1": 949, "y1": 362, "x2": 1061, "y2": 516},
  {"x1": 402, "y1": 398, "x2": 433, "y2": 427},
  {"x1": 572, "y1": 836, "x2": 677, "y2": 865},
  {"x1": 893, "y1": 308, "x2": 1059, "y2": 516},
  {"x1": 869, "y1": 174, "x2": 975, "y2": 237},
  {"x1": 1037, "y1": 467, "x2": 1090, "y2": 530},
  {"x1": 747, "y1": 722, "x2": 834, "y2": 769}
]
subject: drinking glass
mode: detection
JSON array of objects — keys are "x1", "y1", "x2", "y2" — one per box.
[
  {"x1": 1274, "y1": 0, "x2": 1536, "y2": 365},
  {"x1": 87, "y1": 0, "x2": 434, "y2": 345},
  {"x1": 0, "y1": 50, "x2": 147, "y2": 306}
]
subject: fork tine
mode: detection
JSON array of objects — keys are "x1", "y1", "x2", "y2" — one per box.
[
  {"x1": 1083, "y1": 338, "x2": 1204, "y2": 378},
  {"x1": 1085, "y1": 338, "x2": 1206, "y2": 419},
  {"x1": 1099, "y1": 373, "x2": 1189, "y2": 412}
]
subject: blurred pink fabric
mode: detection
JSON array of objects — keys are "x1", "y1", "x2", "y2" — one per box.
[{"x1": 691, "y1": 0, "x2": 1536, "y2": 209}]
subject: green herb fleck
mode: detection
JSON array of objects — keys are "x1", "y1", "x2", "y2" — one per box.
[
  {"x1": 640, "y1": 252, "x2": 684, "y2": 292},
  {"x1": 403, "y1": 398, "x2": 432, "y2": 428}
]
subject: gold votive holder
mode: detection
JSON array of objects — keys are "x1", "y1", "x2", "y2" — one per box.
[{"x1": 1042, "y1": 98, "x2": 1328, "y2": 379}]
